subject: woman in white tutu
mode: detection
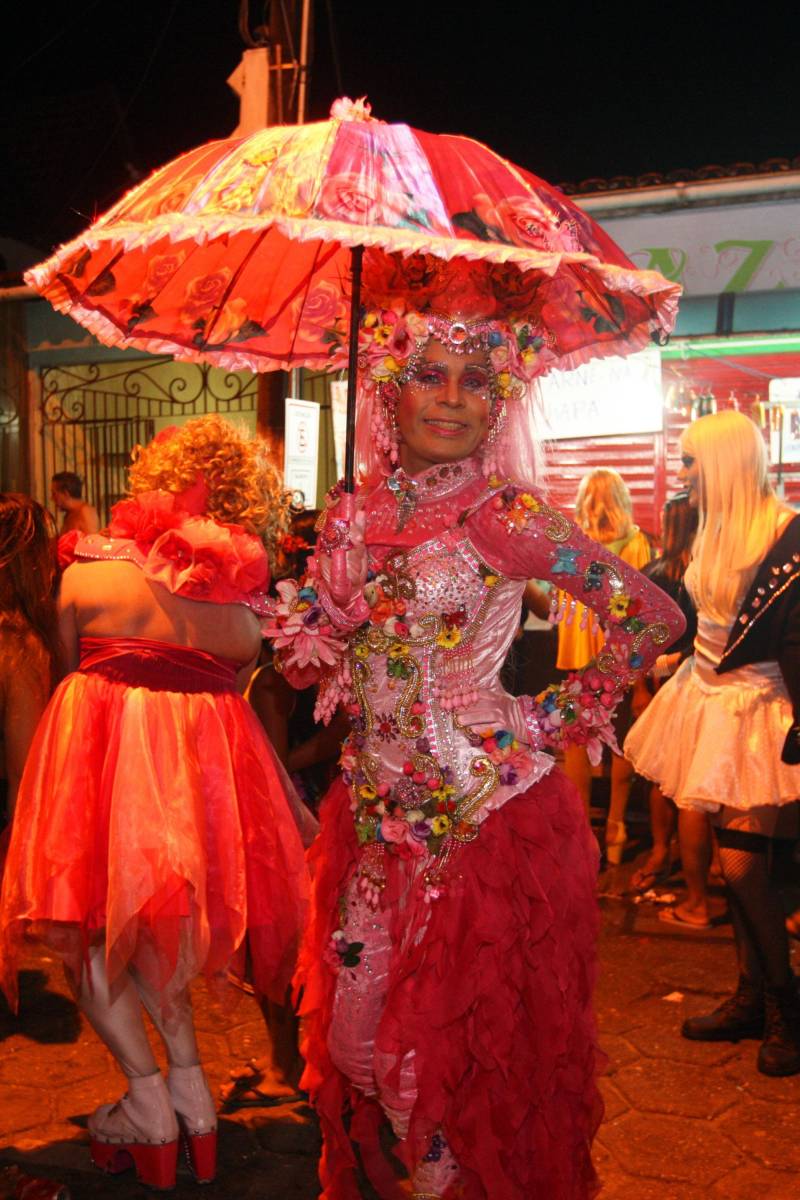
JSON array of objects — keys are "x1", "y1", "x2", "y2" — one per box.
[{"x1": 625, "y1": 409, "x2": 800, "y2": 1076}]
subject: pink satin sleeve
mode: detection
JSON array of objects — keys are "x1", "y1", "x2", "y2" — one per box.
[{"x1": 465, "y1": 487, "x2": 686, "y2": 677}]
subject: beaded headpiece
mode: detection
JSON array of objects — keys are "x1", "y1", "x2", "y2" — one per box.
[{"x1": 357, "y1": 254, "x2": 552, "y2": 469}]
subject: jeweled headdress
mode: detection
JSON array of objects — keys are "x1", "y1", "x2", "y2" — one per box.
[{"x1": 354, "y1": 253, "x2": 551, "y2": 475}]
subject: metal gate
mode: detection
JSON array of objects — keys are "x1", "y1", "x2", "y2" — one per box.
[{"x1": 39, "y1": 357, "x2": 258, "y2": 524}]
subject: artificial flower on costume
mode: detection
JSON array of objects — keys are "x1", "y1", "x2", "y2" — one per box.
[
  {"x1": 436, "y1": 625, "x2": 462, "y2": 650},
  {"x1": 533, "y1": 665, "x2": 622, "y2": 765},
  {"x1": 262, "y1": 576, "x2": 348, "y2": 672},
  {"x1": 324, "y1": 929, "x2": 364, "y2": 973}
]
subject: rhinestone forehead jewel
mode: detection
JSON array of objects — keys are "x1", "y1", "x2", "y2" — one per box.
[{"x1": 424, "y1": 312, "x2": 505, "y2": 354}]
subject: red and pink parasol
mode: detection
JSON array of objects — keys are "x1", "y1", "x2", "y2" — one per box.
[{"x1": 26, "y1": 97, "x2": 681, "y2": 489}]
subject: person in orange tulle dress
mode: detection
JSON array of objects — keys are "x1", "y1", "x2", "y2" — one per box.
[{"x1": 0, "y1": 416, "x2": 312, "y2": 1190}]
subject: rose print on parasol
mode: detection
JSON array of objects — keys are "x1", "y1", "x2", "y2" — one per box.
[{"x1": 26, "y1": 97, "x2": 681, "y2": 492}]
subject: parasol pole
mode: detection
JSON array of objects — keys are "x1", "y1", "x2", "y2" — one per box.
[
  {"x1": 343, "y1": 243, "x2": 364, "y2": 494},
  {"x1": 329, "y1": 243, "x2": 363, "y2": 605}
]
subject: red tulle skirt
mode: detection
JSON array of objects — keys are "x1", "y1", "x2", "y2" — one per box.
[
  {"x1": 0, "y1": 637, "x2": 309, "y2": 1010},
  {"x1": 297, "y1": 769, "x2": 604, "y2": 1200}
]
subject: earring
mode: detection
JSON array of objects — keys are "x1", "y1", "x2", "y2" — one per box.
[
  {"x1": 482, "y1": 397, "x2": 507, "y2": 476},
  {"x1": 374, "y1": 380, "x2": 400, "y2": 465}
]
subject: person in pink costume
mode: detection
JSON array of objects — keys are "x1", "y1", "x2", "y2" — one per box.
[
  {"x1": 0, "y1": 416, "x2": 313, "y2": 1191},
  {"x1": 266, "y1": 258, "x2": 686, "y2": 1200}
]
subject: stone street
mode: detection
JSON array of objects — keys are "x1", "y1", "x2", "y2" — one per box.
[{"x1": 2, "y1": 837, "x2": 799, "y2": 1199}]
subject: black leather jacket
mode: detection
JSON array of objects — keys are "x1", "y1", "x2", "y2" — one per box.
[{"x1": 717, "y1": 513, "x2": 800, "y2": 765}]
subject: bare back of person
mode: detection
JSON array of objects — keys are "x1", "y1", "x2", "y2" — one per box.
[{"x1": 58, "y1": 560, "x2": 261, "y2": 679}]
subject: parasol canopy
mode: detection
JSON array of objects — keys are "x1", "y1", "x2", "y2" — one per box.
[{"x1": 26, "y1": 98, "x2": 680, "y2": 380}]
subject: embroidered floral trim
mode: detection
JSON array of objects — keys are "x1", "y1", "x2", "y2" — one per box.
[{"x1": 489, "y1": 479, "x2": 572, "y2": 542}]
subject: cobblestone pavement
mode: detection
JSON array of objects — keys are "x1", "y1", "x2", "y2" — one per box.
[{"x1": 2, "y1": 847, "x2": 799, "y2": 1199}]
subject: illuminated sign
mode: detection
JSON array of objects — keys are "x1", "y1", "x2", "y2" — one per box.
[{"x1": 539, "y1": 347, "x2": 664, "y2": 440}]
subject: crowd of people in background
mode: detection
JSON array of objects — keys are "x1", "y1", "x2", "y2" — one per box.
[{"x1": 0, "y1": 403, "x2": 798, "y2": 1197}]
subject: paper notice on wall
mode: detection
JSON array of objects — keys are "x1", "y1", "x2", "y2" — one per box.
[
  {"x1": 330, "y1": 379, "x2": 348, "y2": 480},
  {"x1": 538, "y1": 347, "x2": 664, "y2": 440},
  {"x1": 284, "y1": 397, "x2": 320, "y2": 509}
]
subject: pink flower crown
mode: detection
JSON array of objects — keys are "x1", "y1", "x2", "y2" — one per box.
[{"x1": 355, "y1": 251, "x2": 555, "y2": 402}]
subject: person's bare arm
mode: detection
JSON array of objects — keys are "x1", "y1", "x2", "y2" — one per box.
[
  {"x1": 522, "y1": 580, "x2": 551, "y2": 621},
  {"x1": 57, "y1": 567, "x2": 81, "y2": 674},
  {"x1": 248, "y1": 665, "x2": 295, "y2": 766},
  {"x1": 287, "y1": 708, "x2": 349, "y2": 773}
]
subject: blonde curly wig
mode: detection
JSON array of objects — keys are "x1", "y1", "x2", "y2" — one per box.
[{"x1": 129, "y1": 415, "x2": 287, "y2": 544}]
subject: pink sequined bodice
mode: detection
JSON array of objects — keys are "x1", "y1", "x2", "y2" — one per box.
[
  {"x1": 338, "y1": 457, "x2": 681, "y2": 834},
  {"x1": 275, "y1": 457, "x2": 685, "y2": 880},
  {"x1": 350, "y1": 464, "x2": 544, "y2": 823}
]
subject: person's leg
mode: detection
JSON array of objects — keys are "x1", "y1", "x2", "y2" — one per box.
[
  {"x1": 631, "y1": 786, "x2": 675, "y2": 891},
  {"x1": 605, "y1": 753, "x2": 633, "y2": 863},
  {"x1": 133, "y1": 972, "x2": 201, "y2": 1068},
  {"x1": 78, "y1": 945, "x2": 178, "y2": 1186},
  {"x1": 681, "y1": 826, "x2": 766, "y2": 1043},
  {"x1": 718, "y1": 830, "x2": 791, "y2": 988},
  {"x1": 562, "y1": 745, "x2": 592, "y2": 813},
  {"x1": 133, "y1": 972, "x2": 217, "y2": 1180},
  {"x1": 714, "y1": 827, "x2": 800, "y2": 1075},
  {"x1": 78, "y1": 944, "x2": 161, "y2": 1079},
  {"x1": 670, "y1": 809, "x2": 712, "y2": 925}
]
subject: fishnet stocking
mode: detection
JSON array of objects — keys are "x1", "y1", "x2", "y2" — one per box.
[{"x1": 718, "y1": 834, "x2": 792, "y2": 990}]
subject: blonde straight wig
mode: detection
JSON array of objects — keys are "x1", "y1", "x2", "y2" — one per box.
[
  {"x1": 575, "y1": 468, "x2": 635, "y2": 544},
  {"x1": 683, "y1": 410, "x2": 780, "y2": 622}
]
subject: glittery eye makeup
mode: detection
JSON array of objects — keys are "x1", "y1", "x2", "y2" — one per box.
[
  {"x1": 408, "y1": 362, "x2": 492, "y2": 394},
  {"x1": 460, "y1": 368, "x2": 491, "y2": 393},
  {"x1": 410, "y1": 363, "x2": 448, "y2": 389}
]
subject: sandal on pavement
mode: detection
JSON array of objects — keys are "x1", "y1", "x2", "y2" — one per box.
[
  {"x1": 167, "y1": 1064, "x2": 218, "y2": 1184},
  {"x1": 659, "y1": 906, "x2": 712, "y2": 931},
  {"x1": 88, "y1": 1070, "x2": 179, "y2": 1191},
  {"x1": 219, "y1": 1059, "x2": 305, "y2": 1111},
  {"x1": 630, "y1": 862, "x2": 672, "y2": 893}
]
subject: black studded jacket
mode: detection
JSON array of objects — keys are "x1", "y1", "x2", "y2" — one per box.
[{"x1": 716, "y1": 513, "x2": 800, "y2": 765}]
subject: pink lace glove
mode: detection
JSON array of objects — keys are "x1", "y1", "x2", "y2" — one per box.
[{"x1": 315, "y1": 500, "x2": 369, "y2": 628}]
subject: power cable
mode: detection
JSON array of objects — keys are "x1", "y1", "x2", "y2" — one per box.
[
  {"x1": 6, "y1": 0, "x2": 107, "y2": 82},
  {"x1": 64, "y1": 0, "x2": 183, "y2": 210},
  {"x1": 324, "y1": 0, "x2": 344, "y2": 97}
]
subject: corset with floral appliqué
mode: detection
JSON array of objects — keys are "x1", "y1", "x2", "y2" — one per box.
[{"x1": 340, "y1": 527, "x2": 541, "y2": 866}]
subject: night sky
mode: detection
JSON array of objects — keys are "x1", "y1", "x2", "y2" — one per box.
[{"x1": 2, "y1": 2, "x2": 797, "y2": 265}]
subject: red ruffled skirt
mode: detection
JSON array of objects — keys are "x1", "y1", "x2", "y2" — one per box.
[
  {"x1": 0, "y1": 637, "x2": 309, "y2": 1010},
  {"x1": 297, "y1": 768, "x2": 603, "y2": 1200}
]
